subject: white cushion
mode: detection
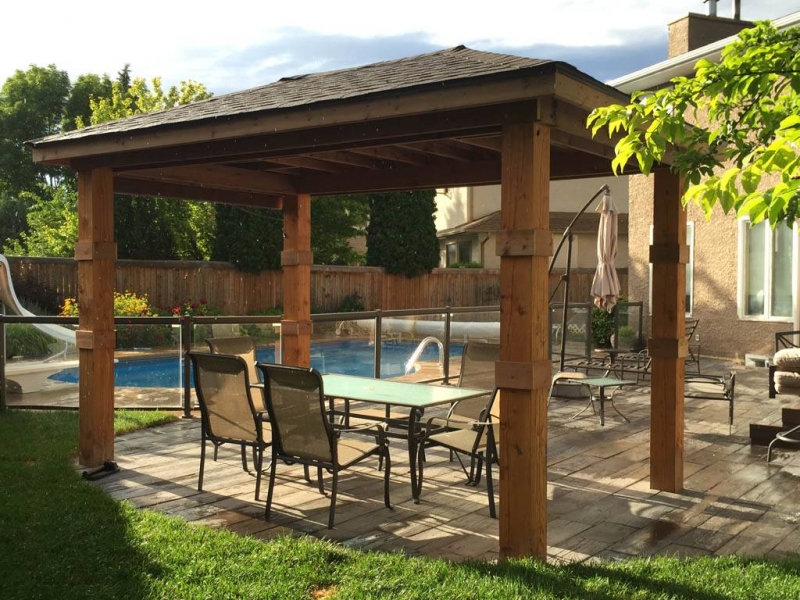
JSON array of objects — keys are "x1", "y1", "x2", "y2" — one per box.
[{"x1": 774, "y1": 348, "x2": 800, "y2": 370}]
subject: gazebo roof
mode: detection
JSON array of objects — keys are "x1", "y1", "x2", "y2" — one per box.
[{"x1": 30, "y1": 46, "x2": 634, "y2": 207}]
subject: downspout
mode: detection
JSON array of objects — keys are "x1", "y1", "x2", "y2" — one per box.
[{"x1": 479, "y1": 234, "x2": 490, "y2": 266}]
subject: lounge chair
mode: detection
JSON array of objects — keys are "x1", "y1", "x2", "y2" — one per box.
[
  {"x1": 258, "y1": 363, "x2": 391, "y2": 529},
  {"x1": 416, "y1": 388, "x2": 499, "y2": 517},
  {"x1": 188, "y1": 352, "x2": 271, "y2": 501},
  {"x1": 685, "y1": 372, "x2": 736, "y2": 434}
]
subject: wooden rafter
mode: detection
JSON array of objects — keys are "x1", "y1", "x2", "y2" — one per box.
[
  {"x1": 120, "y1": 164, "x2": 296, "y2": 195},
  {"x1": 114, "y1": 177, "x2": 284, "y2": 209}
]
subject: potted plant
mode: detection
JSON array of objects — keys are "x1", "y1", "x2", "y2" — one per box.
[{"x1": 617, "y1": 325, "x2": 638, "y2": 350}]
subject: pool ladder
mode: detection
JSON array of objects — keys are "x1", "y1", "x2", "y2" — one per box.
[{"x1": 404, "y1": 336, "x2": 445, "y2": 375}]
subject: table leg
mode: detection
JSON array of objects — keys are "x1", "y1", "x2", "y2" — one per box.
[
  {"x1": 599, "y1": 386, "x2": 605, "y2": 427},
  {"x1": 408, "y1": 408, "x2": 423, "y2": 503}
]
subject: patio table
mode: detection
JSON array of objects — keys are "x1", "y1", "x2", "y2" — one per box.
[
  {"x1": 321, "y1": 373, "x2": 490, "y2": 502},
  {"x1": 564, "y1": 376, "x2": 636, "y2": 426}
]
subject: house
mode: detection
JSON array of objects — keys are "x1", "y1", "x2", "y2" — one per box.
[
  {"x1": 612, "y1": 9, "x2": 800, "y2": 359},
  {"x1": 438, "y1": 7, "x2": 800, "y2": 360},
  {"x1": 435, "y1": 176, "x2": 629, "y2": 270}
]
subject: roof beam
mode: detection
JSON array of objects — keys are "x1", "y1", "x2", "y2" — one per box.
[
  {"x1": 114, "y1": 177, "x2": 284, "y2": 209},
  {"x1": 120, "y1": 164, "x2": 297, "y2": 195},
  {"x1": 61, "y1": 101, "x2": 539, "y2": 171},
  {"x1": 398, "y1": 140, "x2": 483, "y2": 162}
]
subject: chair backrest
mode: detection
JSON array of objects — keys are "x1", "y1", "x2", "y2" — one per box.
[
  {"x1": 472, "y1": 389, "x2": 500, "y2": 451},
  {"x1": 685, "y1": 318, "x2": 699, "y2": 340},
  {"x1": 207, "y1": 336, "x2": 259, "y2": 383},
  {"x1": 550, "y1": 371, "x2": 592, "y2": 401},
  {"x1": 258, "y1": 363, "x2": 334, "y2": 464},
  {"x1": 189, "y1": 352, "x2": 259, "y2": 443},
  {"x1": 454, "y1": 341, "x2": 500, "y2": 421}
]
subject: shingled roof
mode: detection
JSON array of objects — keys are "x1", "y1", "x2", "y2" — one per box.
[
  {"x1": 32, "y1": 46, "x2": 585, "y2": 145},
  {"x1": 438, "y1": 211, "x2": 629, "y2": 238}
]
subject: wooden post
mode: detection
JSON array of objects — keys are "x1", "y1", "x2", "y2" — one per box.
[
  {"x1": 282, "y1": 194, "x2": 312, "y2": 367},
  {"x1": 649, "y1": 168, "x2": 686, "y2": 492},
  {"x1": 76, "y1": 168, "x2": 116, "y2": 467},
  {"x1": 497, "y1": 121, "x2": 551, "y2": 559}
]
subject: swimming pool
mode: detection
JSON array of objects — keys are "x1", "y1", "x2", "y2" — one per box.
[{"x1": 48, "y1": 339, "x2": 464, "y2": 388}]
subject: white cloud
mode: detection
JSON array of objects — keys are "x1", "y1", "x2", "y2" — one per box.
[{"x1": 1, "y1": 0, "x2": 798, "y2": 93}]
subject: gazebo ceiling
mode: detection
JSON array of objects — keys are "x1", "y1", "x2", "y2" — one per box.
[{"x1": 30, "y1": 46, "x2": 636, "y2": 207}]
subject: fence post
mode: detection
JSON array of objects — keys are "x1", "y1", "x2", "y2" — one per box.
[
  {"x1": 373, "y1": 310, "x2": 382, "y2": 379},
  {"x1": 443, "y1": 307, "x2": 452, "y2": 385},
  {"x1": 181, "y1": 316, "x2": 193, "y2": 419}
]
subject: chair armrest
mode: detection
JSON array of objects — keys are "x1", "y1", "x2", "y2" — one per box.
[{"x1": 335, "y1": 422, "x2": 387, "y2": 444}]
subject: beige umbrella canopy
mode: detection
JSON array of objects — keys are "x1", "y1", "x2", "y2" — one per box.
[{"x1": 591, "y1": 192, "x2": 621, "y2": 311}]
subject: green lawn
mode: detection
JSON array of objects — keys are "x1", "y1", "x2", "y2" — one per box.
[{"x1": 1, "y1": 409, "x2": 798, "y2": 599}]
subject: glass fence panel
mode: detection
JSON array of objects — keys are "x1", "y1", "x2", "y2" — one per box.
[
  {"x1": 550, "y1": 303, "x2": 593, "y2": 364},
  {"x1": 3, "y1": 322, "x2": 79, "y2": 398},
  {"x1": 113, "y1": 324, "x2": 183, "y2": 408},
  {"x1": 379, "y1": 313, "x2": 447, "y2": 380},
  {"x1": 614, "y1": 302, "x2": 644, "y2": 351},
  {"x1": 309, "y1": 317, "x2": 374, "y2": 376},
  {"x1": 448, "y1": 310, "x2": 500, "y2": 383}
]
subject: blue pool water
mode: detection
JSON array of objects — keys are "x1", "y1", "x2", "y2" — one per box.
[{"x1": 49, "y1": 339, "x2": 463, "y2": 388}]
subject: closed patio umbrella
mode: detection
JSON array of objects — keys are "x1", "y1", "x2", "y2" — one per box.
[{"x1": 591, "y1": 192, "x2": 621, "y2": 311}]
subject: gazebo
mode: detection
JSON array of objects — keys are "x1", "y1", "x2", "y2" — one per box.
[{"x1": 30, "y1": 46, "x2": 688, "y2": 560}]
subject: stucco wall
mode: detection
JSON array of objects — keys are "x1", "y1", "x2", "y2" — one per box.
[
  {"x1": 434, "y1": 187, "x2": 470, "y2": 232},
  {"x1": 628, "y1": 173, "x2": 792, "y2": 359}
]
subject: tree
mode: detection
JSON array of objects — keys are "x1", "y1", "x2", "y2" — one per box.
[
  {"x1": 212, "y1": 204, "x2": 284, "y2": 272},
  {"x1": 87, "y1": 75, "x2": 216, "y2": 260},
  {"x1": 366, "y1": 190, "x2": 439, "y2": 277},
  {"x1": 588, "y1": 21, "x2": 800, "y2": 229},
  {"x1": 0, "y1": 65, "x2": 72, "y2": 245},
  {"x1": 62, "y1": 73, "x2": 112, "y2": 132},
  {"x1": 311, "y1": 195, "x2": 370, "y2": 265},
  {"x1": 4, "y1": 184, "x2": 78, "y2": 257}
]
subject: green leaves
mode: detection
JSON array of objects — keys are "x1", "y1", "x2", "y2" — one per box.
[{"x1": 590, "y1": 21, "x2": 800, "y2": 229}]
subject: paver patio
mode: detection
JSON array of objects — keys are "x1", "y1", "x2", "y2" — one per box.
[{"x1": 52, "y1": 359, "x2": 799, "y2": 563}]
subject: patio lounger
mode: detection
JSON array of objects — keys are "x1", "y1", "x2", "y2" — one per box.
[{"x1": 685, "y1": 371, "x2": 735, "y2": 433}]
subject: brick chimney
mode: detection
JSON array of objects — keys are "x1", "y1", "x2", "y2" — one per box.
[{"x1": 668, "y1": 5, "x2": 753, "y2": 58}]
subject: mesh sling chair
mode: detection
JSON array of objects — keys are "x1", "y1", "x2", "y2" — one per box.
[
  {"x1": 189, "y1": 352, "x2": 271, "y2": 501},
  {"x1": 417, "y1": 388, "x2": 499, "y2": 518},
  {"x1": 207, "y1": 336, "x2": 262, "y2": 407},
  {"x1": 258, "y1": 363, "x2": 392, "y2": 529}
]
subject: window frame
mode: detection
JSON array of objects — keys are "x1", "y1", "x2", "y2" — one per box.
[{"x1": 737, "y1": 218, "x2": 797, "y2": 322}]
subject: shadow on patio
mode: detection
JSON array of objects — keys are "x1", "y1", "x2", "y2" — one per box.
[{"x1": 89, "y1": 360, "x2": 800, "y2": 564}]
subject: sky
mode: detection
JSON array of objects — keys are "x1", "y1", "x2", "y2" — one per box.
[{"x1": 1, "y1": 1, "x2": 799, "y2": 95}]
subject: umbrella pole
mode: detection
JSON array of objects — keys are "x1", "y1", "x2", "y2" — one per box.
[
  {"x1": 558, "y1": 233, "x2": 574, "y2": 371},
  {"x1": 548, "y1": 184, "x2": 610, "y2": 371}
]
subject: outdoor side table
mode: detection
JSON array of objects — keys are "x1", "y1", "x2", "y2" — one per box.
[{"x1": 565, "y1": 376, "x2": 636, "y2": 426}]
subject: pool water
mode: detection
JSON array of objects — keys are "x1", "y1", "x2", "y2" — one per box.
[{"x1": 49, "y1": 339, "x2": 463, "y2": 388}]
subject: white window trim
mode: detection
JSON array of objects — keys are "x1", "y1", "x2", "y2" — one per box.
[
  {"x1": 648, "y1": 221, "x2": 694, "y2": 316},
  {"x1": 737, "y1": 218, "x2": 797, "y2": 323}
]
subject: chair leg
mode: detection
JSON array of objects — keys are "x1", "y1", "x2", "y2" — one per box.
[
  {"x1": 767, "y1": 438, "x2": 778, "y2": 463},
  {"x1": 241, "y1": 444, "x2": 250, "y2": 473},
  {"x1": 265, "y1": 450, "x2": 277, "y2": 520},
  {"x1": 328, "y1": 470, "x2": 339, "y2": 529},
  {"x1": 318, "y1": 467, "x2": 325, "y2": 496},
  {"x1": 473, "y1": 456, "x2": 483, "y2": 487},
  {"x1": 254, "y1": 445, "x2": 263, "y2": 501},
  {"x1": 198, "y1": 434, "x2": 207, "y2": 491},
  {"x1": 485, "y1": 451, "x2": 496, "y2": 519},
  {"x1": 213, "y1": 441, "x2": 220, "y2": 461},
  {"x1": 383, "y1": 448, "x2": 392, "y2": 509},
  {"x1": 416, "y1": 439, "x2": 426, "y2": 500},
  {"x1": 303, "y1": 464, "x2": 311, "y2": 482}
]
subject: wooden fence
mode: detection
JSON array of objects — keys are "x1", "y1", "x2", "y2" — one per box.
[{"x1": 5, "y1": 257, "x2": 627, "y2": 314}]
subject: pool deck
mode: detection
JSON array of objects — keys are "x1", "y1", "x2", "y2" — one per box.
[{"x1": 46, "y1": 358, "x2": 800, "y2": 564}]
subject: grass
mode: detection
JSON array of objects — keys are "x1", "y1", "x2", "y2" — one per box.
[{"x1": 1, "y1": 409, "x2": 799, "y2": 599}]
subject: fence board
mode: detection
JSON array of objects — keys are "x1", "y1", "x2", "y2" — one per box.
[{"x1": 4, "y1": 257, "x2": 627, "y2": 314}]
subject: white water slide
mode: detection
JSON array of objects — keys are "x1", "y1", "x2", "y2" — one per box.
[{"x1": 0, "y1": 254, "x2": 76, "y2": 346}]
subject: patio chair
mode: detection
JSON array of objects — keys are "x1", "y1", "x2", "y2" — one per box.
[
  {"x1": 422, "y1": 341, "x2": 497, "y2": 483},
  {"x1": 768, "y1": 330, "x2": 800, "y2": 399},
  {"x1": 207, "y1": 336, "x2": 263, "y2": 409},
  {"x1": 258, "y1": 363, "x2": 392, "y2": 529},
  {"x1": 416, "y1": 388, "x2": 499, "y2": 517},
  {"x1": 547, "y1": 371, "x2": 594, "y2": 411},
  {"x1": 685, "y1": 371, "x2": 736, "y2": 434},
  {"x1": 189, "y1": 352, "x2": 271, "y2": 501}
]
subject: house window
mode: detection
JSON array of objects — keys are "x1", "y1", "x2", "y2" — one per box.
[
  {"x1": 738, "y1": 219, "x2": 796, "y2": 320},
  {"x1": 648, "y1": 222, "x2": 694, "y2": 315},
  {"x1": 446, "y1": 241, "x2": 472, "y2": 266}
]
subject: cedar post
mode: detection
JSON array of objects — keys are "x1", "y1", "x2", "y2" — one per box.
[
  {"x1": 497, "y1": 121, "x2": 551, "y2": 559},
  {"x1": 75, "y1": 168, "x2": 116, "y2": 467},
  {"x1": 282, "y1": 194, "x2": 312, "y2": 367},
  {"x1": 649, "y1": 168, "x2": 686, "y2": 491}
]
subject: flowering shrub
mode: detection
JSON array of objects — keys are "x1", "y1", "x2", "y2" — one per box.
[
  {"x1": 60, "y1": 291, "x2": 174, "y2": 349},
  {"x1": 168, "y1": 298, "x2": 220, "y2": 317}
]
